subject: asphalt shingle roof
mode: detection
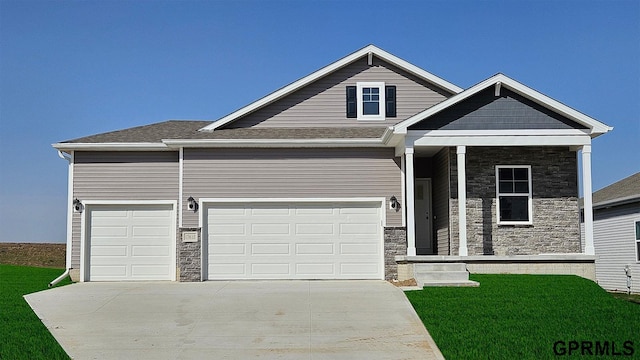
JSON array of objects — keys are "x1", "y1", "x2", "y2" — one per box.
[
  {"x1": 61, "y1": 120, "x2": 388, "y2": 143},
  {"x1": 592, "y1": 172, "x2": 640, "y2": 207}
]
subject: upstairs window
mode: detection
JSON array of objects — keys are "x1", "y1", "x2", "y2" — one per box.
[
  {"x1": 496, "y1": 165, "x2": 532, "y2": 225},
  {"x1": 346, "y1": 82, "x2": 396, "y2": 120}
]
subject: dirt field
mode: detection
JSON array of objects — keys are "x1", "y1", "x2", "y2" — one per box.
[{"x1": 0, "y1": 243, "x2": 66, "y2": 268}]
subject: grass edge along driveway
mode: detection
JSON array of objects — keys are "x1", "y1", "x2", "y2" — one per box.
[
  {"x1": 1, "y1": 265, "x2": 71, "y2": 360},
  {"x1": 405, "y1": 274, "x2": 640, "y2": 360}
]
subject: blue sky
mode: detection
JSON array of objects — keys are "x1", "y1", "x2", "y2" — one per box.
[{"x1": 1, "y1": 0, "x2": 638, "y2": 243}]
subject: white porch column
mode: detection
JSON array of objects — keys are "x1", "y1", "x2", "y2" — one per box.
[
  {"x1": 405, "y1": 147, "x2": 416, "y2": 256},
  {"x1": 581, "y1": 145, "x2": 595, "y2": 255},
  {"x1": 457, "y1": 146, "x2": 468, "y2": 256}
]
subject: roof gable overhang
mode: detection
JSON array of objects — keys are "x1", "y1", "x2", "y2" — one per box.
[
  {"x1": 393, "y1": 74, "x2": 613, "y2": 138},
  {"x1": 199, "y1": 45, "x2": 463, "y2": 132}
]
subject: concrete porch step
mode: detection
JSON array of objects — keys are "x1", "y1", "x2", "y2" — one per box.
[
  {"x1": 414, "y1": 270, "x2": 470, "y2": 281},
  {"x1": 413, "y1": 262, "x2": 477, "y2": 287},
  {"x1": 421, "y1": 280, "x2": 480, "y2": 287},
  {"x1": 413, "y1": 263, "x2": 467, "y2": 272}
]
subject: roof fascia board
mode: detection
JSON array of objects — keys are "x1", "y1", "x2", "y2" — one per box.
[
  {"x1": 592, "y1": 195, "x2": 640, "y2": 210},
  {"x1": 52, "y1": 143, "x2": 170, "y2": 151},
  {"x1": 162, "y1": 138, "x2": 386, "y2": 148},
  {"x1": 408, "y1": 129, "x2": 592, "y2": 137},
  {"x1": 199, "y1": 45, "x2": 463, "y2": 132},
  {"x1": 409, "y1": 134, "x2": 591, "y2": 147},
  {"x1": 394, "y1": 74, "x2": 613, "y2": 136}
]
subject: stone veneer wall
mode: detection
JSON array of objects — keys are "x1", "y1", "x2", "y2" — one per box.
[
  {"x1": 384, "y1": 227, "x2": 407, "y2": 280},
  {"x1": 177, "y1": 228, "x2": 202, "y2": 281},
  {"x1": 449, "y1": 146, "x2": 580, "y2": 256}
]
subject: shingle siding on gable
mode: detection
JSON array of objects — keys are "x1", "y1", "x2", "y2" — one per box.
[
  {"x1": 409, "y1": 88, "x2": 588, "y2": 130},
  {"x1": 225, "y1": 57, "x2": 452, "y2": 129}
]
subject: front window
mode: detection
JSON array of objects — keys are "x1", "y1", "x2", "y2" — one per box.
[
  {"x1": 635, "y1": 221, "x2": 640, "y2": 262},
  {"x1": 496, "y1": 165, "x2": 532, "y2": 224},
  {"x1": 356, "y1": 82, "x2": 385, "y2": 120}
]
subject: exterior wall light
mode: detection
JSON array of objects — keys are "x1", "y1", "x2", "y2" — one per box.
[
  {"x1": 73, "y1": 198, "x2": 84, "y2": 213},
  {"x1": 390, "y1": 195, "x2": 400, "y2": 210},
  {"x1": 187, "y1": 196, "x2": 199, "y2": 212}
]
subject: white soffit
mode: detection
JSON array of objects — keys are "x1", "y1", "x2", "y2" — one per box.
[
  {"x1": 394, "y1": 74, "x2": 613, "y2": 137},
  {"x1": 199, "y1": 45, "x2": 463, "y2": 132}
]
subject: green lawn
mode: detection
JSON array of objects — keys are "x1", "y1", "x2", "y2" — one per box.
[
  {"x1": 405, "y1": 274, "x2": 640, "y2": 359},
  {"x1": 0, "y1": 265, "x2": 71, "y2": 360}
]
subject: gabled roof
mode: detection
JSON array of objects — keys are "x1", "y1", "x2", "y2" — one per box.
[
  {"x1": 393, "y1": 73, "x2": 613, "y2": 137},
  {"x1": 592, "y1": 172, "x2": 640, "y2": 209},
  {"x1": 199, "y1": 45, "x2": 463, "y2": 132}
]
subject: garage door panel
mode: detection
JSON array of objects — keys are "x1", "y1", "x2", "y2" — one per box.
[
  {"x1": 211, "y1": 243, "x2": 246, "y2": 255},
  {"x1": 88, "y1": 205, "x2": 174, "y2": 281},
  {"x1": 91, "y1": 265, "x2": 127, "y2": 277},
  {"x1": 340, "y1": 243, "x2": 378, "y2": 255},
  {"x1": 206, "y1": 201, "x2": 382, "y2": 280},
  {"x1": 296, "y1": 263, "x2": 334, "y2": 275},
  {"x1": 251, "y1": 223, "x2": 290, "y2": 235},
  {"x1": 209, "y1": 263, "x2": 246, "y2": 276},
  {"x1": 340, "y1": 223, "x2": 378, "y2": 235},
  {"x1": 295, "y1": 207, "x2": 334, "y2": 215},
  {"x1": 251, "y1": 206, "x2": 290, "y2": 216},
  {"x1": 251, "y1": 243, "x2": 290, "y2": 255},
  {"x1": 296, "y1": 243, "x2": 334, "y2": 255},
  {"x1": 296, "y1": 223, "x2": 334, "y2": 235},
  {"x1": 90, "y1": 226, "x2": 129, "y2": 237},
  {"x1": 131, "y1": 245, "x2": 170, "y2": 256},
  {"x1": 340, "y1": 263, "x2": 379, "y2": 275},
  {"x1": 252, "y1": 263, "x2": 290, "y2": 276},
  {"x1": 91, "y1": 245, "x2": 128, "y2": 257}
]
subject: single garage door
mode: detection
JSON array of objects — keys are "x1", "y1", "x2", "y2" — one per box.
[
  {"x1": 86, "y1": 204, "x2": 175, "y2": 281},
  {"x1": 204, "y1": 201, "x2": 383, "y2": 280}
]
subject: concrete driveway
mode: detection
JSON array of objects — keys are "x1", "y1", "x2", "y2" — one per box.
[{"x1": 25, "y1": 280, "x2": 443, "y2": 359}]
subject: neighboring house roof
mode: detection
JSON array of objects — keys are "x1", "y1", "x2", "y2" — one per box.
[
  {"x1": 199, "y1": 44, "x2": 464, "y2": 132},
  {"x1": 393, "y1": 73, "x2": 613, "y2": 137},
  {"x1": 591, "y1": 172, "x2": 640, "y2": 209}
]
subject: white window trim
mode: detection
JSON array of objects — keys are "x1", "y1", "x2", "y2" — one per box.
[
  {"x1": 635, "y1": 221, "x2": 640, "y2": 263},
  {"x1": 356, "y1": 81, "x2": 385, "y2": 121},
  {"x1": 495, "y1": 165, "x2": 533, "y2": 225}
]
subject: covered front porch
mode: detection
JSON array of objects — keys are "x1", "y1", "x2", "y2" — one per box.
[{"x1": 384, "y1": 74, "x2": 611, "y2": 284}]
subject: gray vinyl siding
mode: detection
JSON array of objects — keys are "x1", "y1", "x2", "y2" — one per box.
[
  {"x1": 408, "y1": 88, "x2": 588, "y2": 130},
  {"x1": 71, "y1": 151, "x2": 179, "y2": 268},
  {"x1": 432, "y1": 148, "x2": 450, "y2": 255},
  {"x1": 587, "y1": 203, "x2": 640, "y2": 293},
  {"x1": 226, "y1": 57, "x2": 451, "y2": 129},
  {"x1": 182, "y1": 147, "x2": 402, "y2": 228}
]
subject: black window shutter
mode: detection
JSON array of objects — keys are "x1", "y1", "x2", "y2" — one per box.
[
  {"x1": 346, "y1": 86, "x2": 357, "y2": 118},
  {"x1": 385, "y1": 85, "x2": 396, "y2": 117}
]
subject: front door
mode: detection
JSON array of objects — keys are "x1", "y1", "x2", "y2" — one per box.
[{"x1": 415, "y1": 178, "x2": 433, "y2": 255}]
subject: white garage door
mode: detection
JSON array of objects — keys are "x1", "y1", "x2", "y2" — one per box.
[
  {"x1": 204, "y1": 201, "x2": 383, "y2": 280},
  {"x1": 87, "y1": 204, "x2": 175, "y2": 281}
]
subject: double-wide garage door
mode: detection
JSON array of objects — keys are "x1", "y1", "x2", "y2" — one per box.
[
  {"x1": 87, "y1": 204, "x2": 174, "y2": 281},
  {"x1": 204, "y1": 201, "x2": 383, "y2": 280}
]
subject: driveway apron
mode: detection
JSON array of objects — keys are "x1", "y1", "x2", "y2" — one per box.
[{"x1": 25, "y1": 280, "x2": 443, "y2": 359}]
